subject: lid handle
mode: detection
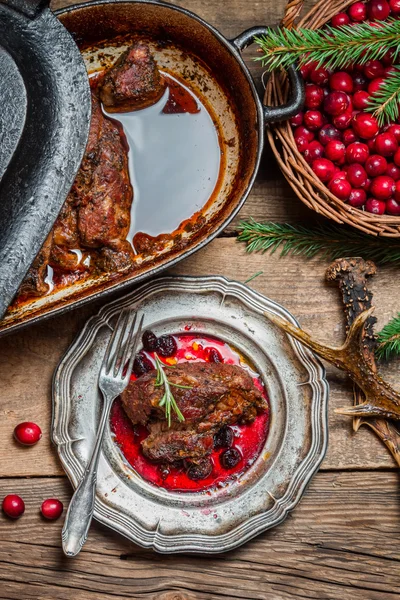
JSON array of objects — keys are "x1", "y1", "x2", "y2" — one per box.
[{"x1": 1, "y1": 0, "x2": 49, "y2": 19}]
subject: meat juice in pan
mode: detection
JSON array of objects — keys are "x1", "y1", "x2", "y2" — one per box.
[
  {"x1": 14, "y1": 47, "x2": 224, "y2": 305},
  {"x1": 110, "y1": 334, "x2": 270, "y2": 493}
]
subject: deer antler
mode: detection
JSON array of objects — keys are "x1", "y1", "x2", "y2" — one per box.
[
  {"x1": 265, "y1": 307, "x2": 400, "y2": 421},
  {"x1": 326, "y1": 257, "x2": 400, "y2": 466}
]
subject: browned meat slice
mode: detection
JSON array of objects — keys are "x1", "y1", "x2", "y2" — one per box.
[
  {"x1": 99, "y1": 42, "x2": 166, "y2": 113},
  {"x1": 77, "y1": 93, "x2": 134, "y2": 271},
  {"x1": 18, "y1": 233, "x2": 53, "y2": 298},
  {"x1": 49, "y1": 195, "x2": 87, "y2": 272},
  {"x1": 121, "y1": 362, "x2": 267, "y2": 464}
]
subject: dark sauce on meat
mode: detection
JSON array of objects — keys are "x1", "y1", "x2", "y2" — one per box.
[{"x1": 110, "y1": 334, "x2": 270, "y2": 493}]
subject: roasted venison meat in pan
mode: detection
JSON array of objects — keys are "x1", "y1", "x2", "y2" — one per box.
[
  {"x1": 19, "y1": 42, "x2": 164, "y2": 300},
  {"x1": 121, "y1": 362, "x2": 268, "y2": 479}
]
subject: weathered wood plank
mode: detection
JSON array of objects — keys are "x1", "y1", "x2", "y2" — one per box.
[
  {"x1": 0, "y1": 240, "x2": 399, "y2": 476},
  {"x1": 0, "y1": 473, "x2": 399, "y2": 600}
]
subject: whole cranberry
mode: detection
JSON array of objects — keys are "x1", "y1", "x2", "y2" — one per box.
[
  {"x1": 342, "y1": 129, "x2": 358, "y2": 146},
  {"x1": 395, "y1": 180, "x2": 400, "y2": 200},
  {"x1": 346, "y1": 142, "x2": 369, "y2": 164},
  {"x1": 368, "y1": 77, "x2": 385, "y2": 95},
  {"x1": 386, "y1": 163, "x2": 400, "y2": 180},
  {"x1": 329, "y1": 176, "x2": 352, "y2": 200},
  {"x1": 325, "y1": 140, "x2": 346, "y2": 163},
  {"x1": 13, "y1": 422, "x2": 42, "y2": 446},
  {"x1": 220, "y1": 448, "x2": 242, "y2": 470},
  {"x1": 393, "y1": 147, "x2": 400, "y2": 166},
  {"x1": 374, "y1": 132, "x2": 398, "y2": 156},
  {"x1": 312, "y1": 158, "x2": 335, "y2": 182},
  {"x1": 324, "y1": 91, "x2": 350, "y2": 116},
  {"x1": 333, "y1": 110, "x2": 353, "y2": 130},
  {"x1": 203, "y1": 347, "x2": 223, "y2": 363},
  {"x1": 348, "y1": 2, "x2": 367, "y2": 20},
  {"x1": 142, "y1": 330, "x2": 158, "y2": 352},
  {"x1": 370, "y1": 175, "x2": 396, "y2": 199},
  {"x1": 214, "y1": 426, "x2": 234, "y2": 450},
  {"x1": 364, "y1": 177, "x2": 372, "y2": 192},
  {"x1": 353, "y1": 91, "x2": 370, "y2": 110},
  {"x1": 348, "y1": 188, "x2": 367, "y2": 207},
  {"x1": 296, "y1": 136, "x2": 309, "y2": 153},
  {"x1": 363, "y1": 60, "x2": 384, "y2": 80},
  {"x1": 310, "y1": 66, "x2": 330, "y2": 86},
  {"x1": 186, "y1": 458, "x2": 213, "y2": 481},
  {"x1": 365, "y1": 154, "x2": 388, "y2": 176},
  {"x1": 367, "y1": 0, "x2": 390, "y2": 20},
  {"x1": 382, "y1": 48, "x2": 395, "y2": 66},
  {"x1": 332, "y1": 12, "x2": 350, "y2": 26},
  {"x1": 352, "y1": 113, "x2": 379, "y2": 139},
  {"x1": 347, "y1": 163, "x2": 368, "y2": 187},
  {"x1": 318, "y1": 124, "x2": 341, "y2": 145},
  {"x1": 41, "y1": 498, "x2": 64, "y2": 520},
  {"x1": 367, "y1": 137, "x2": 377, "y2": 152},
  {"x1": 294, "y1": 125, "x2": 314, "y2": 142},
  {"x1": 304, "y1": 110, "x2": 324, "y2": 131},
  {"x1": 133, "y1": 352, "x2": 154, "y2": 377},
  {"x1": 389, "y1": 0, "x2": 400, "y2": 14},
  {"x1": 332, "y1": 170, "x2": 347, "y2": 180},
  {"x1": 156, "y1": 335, "x2": 178, "y2": 357},
  {"x1": 386, "y1": 198, "x2": 400, "y2": 215},
  {"x1": 386, "y1": 124, "x2": 400, "y2": 142},
  {"x1": 384, "y1": 66, "x2": 398, "y2": 77},
  {"x1": 300, "y1": 63, "x2": 312, "y2": 80},
  {"x1": 365, "y1": 197, "x2": 386, "y2": 214},
  {"x1": 329, "y1": 71, "x2": 353, "y2": 93},
  {"x1": 305, "y1": 83, "x2": 324, "y2": 109},
  {"x1": 304, "y1": 142, "x2": 324, "y2": 163},
  {"x1": 353, "y1": 73, "x2": 368, "y2": 92},
  {"x1": 290, "y1": 112, "x2": 303, "y2": 127},
  {"x1": 2, "y1": 494, "x2": 25, "y2": 519}
]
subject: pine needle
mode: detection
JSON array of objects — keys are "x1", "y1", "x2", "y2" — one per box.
[
  {"x1": 237, "y1": 220, "x2": 400, "y2": 264},
  {"x1": 366, "y1": 67, "x2": 400, "y2": 126},
  {"x1": 255, "y1": 19, "x2": 400, "y2": 72},
  {"x1": 376, "y1": 314, "x2": 400, "y2": 360}
]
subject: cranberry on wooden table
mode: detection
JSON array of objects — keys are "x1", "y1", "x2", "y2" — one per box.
[
  {"x1": 41, "y1": 498, "x2": 64, "y2": 520},
  {"x1": 2, "y1": 494, "x2": 25, "y2": 519},
  {"x1": 13, "y1": 422, "x2": 42, "y2": 446}
]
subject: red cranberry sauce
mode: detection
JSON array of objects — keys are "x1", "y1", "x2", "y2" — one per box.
[{"x1": 110, "y1": 333, "x2": 270, "y2": 493}]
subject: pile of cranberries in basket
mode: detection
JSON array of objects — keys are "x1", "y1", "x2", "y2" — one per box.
[{"x1": 291, "y1": 0, "x2": 400, "y2": 216}]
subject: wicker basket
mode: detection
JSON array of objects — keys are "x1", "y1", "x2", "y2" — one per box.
[{"x1": 265, "y1": 0, "x2": 400, "y2": 237}]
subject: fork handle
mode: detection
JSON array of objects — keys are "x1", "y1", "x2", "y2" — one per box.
[{"x1": 62, "y1": 394, "x2": 114, "y2": 557}]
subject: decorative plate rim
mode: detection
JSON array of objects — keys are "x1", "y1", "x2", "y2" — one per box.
[{"x1": 52, "y1": 275, "x2": 329, "y2": 553}]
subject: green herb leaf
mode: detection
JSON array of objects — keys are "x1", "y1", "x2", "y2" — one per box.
[{"x1": 154, "y1": 354, "x2": 188, "y2": 426}]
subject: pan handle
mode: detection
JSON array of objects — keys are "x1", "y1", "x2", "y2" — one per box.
[
  {"x1": 231, "y1": 26, "x2": 304, "y2": 123},
  {"x1": 1, "y1": 0, "x2": 49, "y2": 18}
]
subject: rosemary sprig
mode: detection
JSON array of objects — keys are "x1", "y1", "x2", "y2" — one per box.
[
  {"x1": 366, "y1": 68, "x2": 400, "y2": 126},
  {"x1": 255, "y1": 19, "x2": 400, "y2": 72},
  {"x1": 154, "y1": 353, "x2": 190, "y2": 426},
  {"x1": 237, "y1": 220, "x2": 400, "y2": 264},
  {"x1": 376, "y1": 314, "x2": 400, "y2": 360}
]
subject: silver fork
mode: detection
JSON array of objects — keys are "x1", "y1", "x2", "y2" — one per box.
[{"x1": 62, "y1": 309, "x2": 144, "y2": 558}]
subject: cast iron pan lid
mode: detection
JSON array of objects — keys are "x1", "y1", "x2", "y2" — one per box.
[{"x1": 0, "y1": 0, "x2": 91, "y2": 318}]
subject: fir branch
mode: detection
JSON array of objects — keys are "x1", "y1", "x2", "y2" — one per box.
[
  {"x1": 376, "y1": 314, "x2": 400, "y2": 360},
  {"x1": 366, "y1": 67, "x2": 400, "y2": 126},
  {"x1": 154, "y1": 353, "x2": 189, "y2": 427},
  {"x1": 255, "y1": 19, "x2": 400, "y2": 72},
  {"x1": 237, "y1": 220, "x2": 400, "y2": 264}
]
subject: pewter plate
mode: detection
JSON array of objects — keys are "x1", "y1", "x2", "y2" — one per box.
[{"x1": 52, "y1": 276, "x2": 328, "y2": 553}]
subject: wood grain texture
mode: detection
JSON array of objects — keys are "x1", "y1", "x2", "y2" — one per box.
[
  {"x1": 1, "y1": 1, "x2": 399, "y2": 599},
  {"x1": 1, "y1": 474, "x2": 400, "y2": 600}
]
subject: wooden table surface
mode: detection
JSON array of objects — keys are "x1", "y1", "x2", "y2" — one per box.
[{"x1": 1, "y1": 1, "x2": 400, "y2": 598}]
